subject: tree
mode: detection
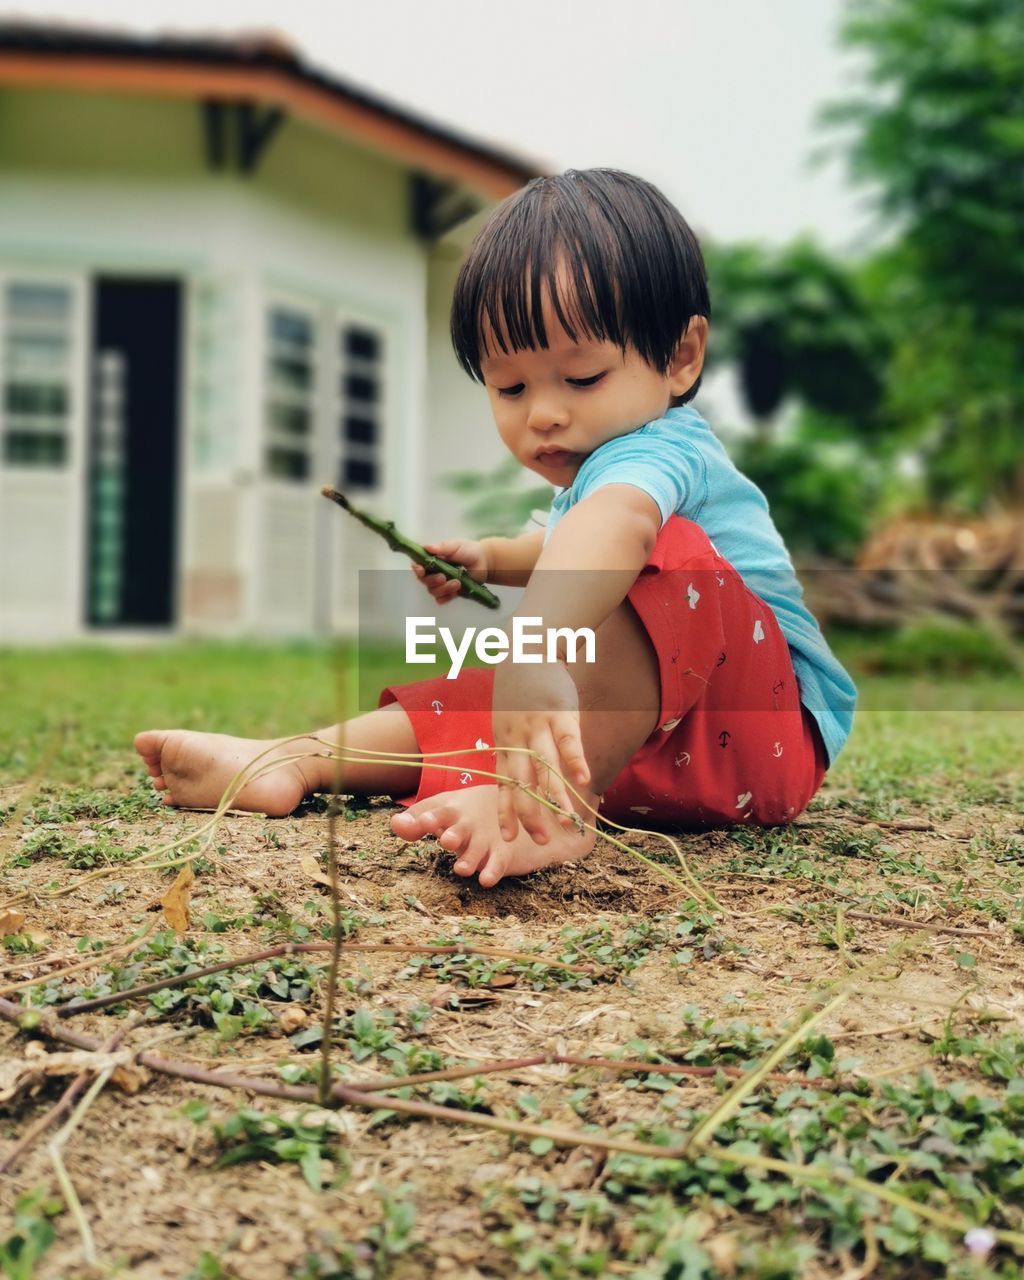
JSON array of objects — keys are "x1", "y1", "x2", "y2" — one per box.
[
  {"x1": 822, "y1": 0, "x2": 1024, "y2": 507},
  {"x1": 704, "y1": 238, "x2": 887, "y2": 437}
]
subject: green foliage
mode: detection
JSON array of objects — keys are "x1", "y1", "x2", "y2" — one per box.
[
  {"x1": 731, "y1": 430, "x2": 882, "y2": 560},
  {"x1": 823, "y1": 0, "x2": 1024, "y2": 507},
  {"x1": 705, "y1": 238, "x2": 888, "y2": 429},
  {"x1": 444, "y1": 457, "x2": 551, "y2": 538},
  {"x1": 842, "y1": 618, "x2": 1020, "y2": 676},
  {"x1": 0, "y1": 1191, "x2": 62, "y2": 1280},
  {"x1": 293, "y1": 1186, "x2": 418, "y2": 1279},
  {"x1": 190, "y1": 1106, "x2": 348, "y2": 1192}
]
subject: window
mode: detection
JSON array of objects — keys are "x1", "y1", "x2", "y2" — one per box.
[
  {"x1": 1, "y1": 282, "x2": 74, "y2": 468},
  {"x1": 264, "y1": 306, "x2": 315, "y2": 481},
  {"x1": 338, "y1": 325, "x2": 383, "y2": 490}
]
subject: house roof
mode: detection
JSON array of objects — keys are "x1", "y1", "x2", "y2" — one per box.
[{"x1": 0, "y1": 21, "x2": 545, "y2": 198}]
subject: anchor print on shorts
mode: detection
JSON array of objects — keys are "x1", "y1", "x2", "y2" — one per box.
[
  {"x1": 773, "y1": 741, "x2": 784, "y2": 758},
  {"x1": 431, "y1": 699, "x2": 444, "y2": 716},
  {"x1": 674, "y1": 751, "x2": 691, "y2": 768},
  {"x1": 718, "y1": 730, "x2": 731, "y2": 748}
]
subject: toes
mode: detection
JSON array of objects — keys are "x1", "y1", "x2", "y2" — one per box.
[
  {"x1": 453, "y1": 841, "x2": 488, "y2": 878},
  {"x1": 477, "y1": 846, "x2": 510, "y2": 889},
  {"x1": 439, "y1": 824, "x2": 470, "y2": 855},
  {"x1": 134, "y1": 730, "x2": 166, "y2": 770},
  {"x1": 390, "y1": 810, "x2": 423, "y2": 840},
  {"x1": 391, "y1": 804, "x2": 457, "y2": 841}
]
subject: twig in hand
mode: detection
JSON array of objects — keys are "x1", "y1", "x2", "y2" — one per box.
[{"x1": 321, "y1": 485, "x2": 500, "y2": 609}]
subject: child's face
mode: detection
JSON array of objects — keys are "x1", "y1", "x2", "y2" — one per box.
[{"x1": 479, "y1": 284, "x2": 704, "y2": 486}]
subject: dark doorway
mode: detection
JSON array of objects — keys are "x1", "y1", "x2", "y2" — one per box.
[{"x1": 86, "y1": 278, "x2": 181, "y2": 627}]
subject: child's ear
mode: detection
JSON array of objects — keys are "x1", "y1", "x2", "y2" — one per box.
[{"x1": 667, "y1": 316, "x2": 709, "y2": 397}]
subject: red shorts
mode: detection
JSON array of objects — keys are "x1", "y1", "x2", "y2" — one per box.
[{"x1": 380, "y1": 516, "x2": 828, "y2": 828}]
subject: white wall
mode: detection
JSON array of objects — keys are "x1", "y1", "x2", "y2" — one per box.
[{"x1": 0, "y1": 90, "x2": 431, "y2": 639}]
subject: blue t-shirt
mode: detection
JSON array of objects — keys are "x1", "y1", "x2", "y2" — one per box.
[{"x1": 544, "y1": 405, "x2": 856, "y2": 765}]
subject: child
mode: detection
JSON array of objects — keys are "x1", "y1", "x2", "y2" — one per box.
[{"x1": 135, "y1": 168, "x2": 856, "y2": 888}]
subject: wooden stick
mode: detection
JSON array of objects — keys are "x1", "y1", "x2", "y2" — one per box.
[
  {"x1": 844, "y1": 910, "x2": 994, "y2": 938},
  {"x1": 321, "y1": 485, "x2": 500, "y2": 609}
]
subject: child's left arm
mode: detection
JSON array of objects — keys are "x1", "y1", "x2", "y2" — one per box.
[{"x1": 492, "y1": 483, "x2": 661, "y2": 843}]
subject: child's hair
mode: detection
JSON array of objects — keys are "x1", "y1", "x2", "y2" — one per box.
[{"x1": 451, "y1": 167, "x2": 710, "y2": 404}]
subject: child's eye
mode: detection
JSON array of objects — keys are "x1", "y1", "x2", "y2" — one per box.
[
  {"x1": 567, "y1": 373, "x2": 606, "y2": 388},
  {"x1": 496, "y1": 383, "x2": 524, "y2": 398}
]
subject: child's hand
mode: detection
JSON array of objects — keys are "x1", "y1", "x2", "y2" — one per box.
[
  {"x1": 413, "y1": 539, "x2": 490, "y2": 605},
  {"x1": 492, "y1": 660, "x2": 591, "y2": 844}
]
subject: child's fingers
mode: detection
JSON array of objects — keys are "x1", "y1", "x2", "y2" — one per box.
[
  {"x1": 497, "y1": 748, "x2": 539, "y2": 843},
  {"x1": 552, "y1": 712, "x2": 590, "y2": 787},
  {"x1": 424, "y1": 540, "x2": 468, "y2": 564},
  {"x1": 527, "y1": 725, "x2": 577, "y2": 829},
  {"x1": 496, "y1": 772, "x2": 520, "y2": 843}
]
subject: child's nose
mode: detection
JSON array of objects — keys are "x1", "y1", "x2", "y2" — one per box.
[{"x1": 526, "y1": 396, "x2": 568, "y2": 432}]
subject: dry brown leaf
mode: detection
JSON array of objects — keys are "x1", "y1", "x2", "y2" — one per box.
[
  {"x1": 160, "y1": 863, "x2": 195, "y2": 934},
  {"x1": 300, "y1": 854, "x2": 333, "y2": 890},
  {"x1": 0, "y1": 908, "x2": 26, "y2": 938},
  {"x1": 111, "y1": 1063, "x2": 149, "y2": 1094},
  {"x1": 278, "y1": 1006, "x2": 309, "y2": 1034}
]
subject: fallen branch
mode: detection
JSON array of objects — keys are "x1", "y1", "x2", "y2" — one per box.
[
  {"x1": 347, "y1": 1052, "x2": 853, "y2": 1095},
  {"x1": 844, "y1": 910, "x2": 994, "y2": 939},
  {"x1": 795, "y1": 814, "x2": 936, "y2": 833},
  {"x1": 4, "y1": 994, "x2": 1022, "y2": 1253}
]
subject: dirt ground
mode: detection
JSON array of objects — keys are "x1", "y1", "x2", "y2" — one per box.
[{"x1": 3, "y1": 772, "x2": 1023, "y2": 1279}]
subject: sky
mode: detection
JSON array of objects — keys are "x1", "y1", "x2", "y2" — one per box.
[{"x1": 8, "y1": 0, "x2": 879, "y2": 252}]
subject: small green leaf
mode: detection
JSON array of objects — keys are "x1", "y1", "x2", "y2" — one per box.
[{"x1": 299, "y1": 1144, "x2": 323, "y2": 1192}]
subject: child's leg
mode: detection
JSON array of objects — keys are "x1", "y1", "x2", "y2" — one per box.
[
  {"x1": 134, "y1": 701, "x2": 420, "y2": 815},
  {"x1": 390, "y1": 598, "x2": 662, "y2": 886}
]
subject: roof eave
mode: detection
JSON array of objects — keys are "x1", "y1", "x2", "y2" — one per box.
[{"x1": 0, "y1": 49, "x2": 544, "y2": 199}]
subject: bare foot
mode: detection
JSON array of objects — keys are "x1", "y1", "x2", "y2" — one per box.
[
  {"x1": 134, "y1": 729, "x2": 322, "y2": 815},
  {"x1": 391, "y1": 785, "x2": 597, "y2": 888}
]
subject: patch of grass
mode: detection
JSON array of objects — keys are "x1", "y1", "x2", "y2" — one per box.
[{"x1": 0, "y1": 1189, "x2": 63, "y2": 1280}]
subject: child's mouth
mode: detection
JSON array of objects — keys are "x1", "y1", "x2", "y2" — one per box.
[{"x1": 535, "y1": 448, "x2": 577, "y2": 468}]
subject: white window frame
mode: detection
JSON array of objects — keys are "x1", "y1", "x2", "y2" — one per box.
[
  {"x1": 261, "y1": 297, "x2": 319, "y2": 485},
  {"x1": 0, "y1": 278, "x2": 80, "y2": 472},
  {"x1": 335, "y1": 317, "x2": 386, "y2": 494}
]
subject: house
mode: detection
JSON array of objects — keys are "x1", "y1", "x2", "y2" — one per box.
[{"x1": 0, "y1": 22, "x2": 543, "y2": 641}]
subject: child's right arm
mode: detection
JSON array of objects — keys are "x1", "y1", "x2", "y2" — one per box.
[{"x1": 414, "y1": 528, "x2": 544, "y2": 602}]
